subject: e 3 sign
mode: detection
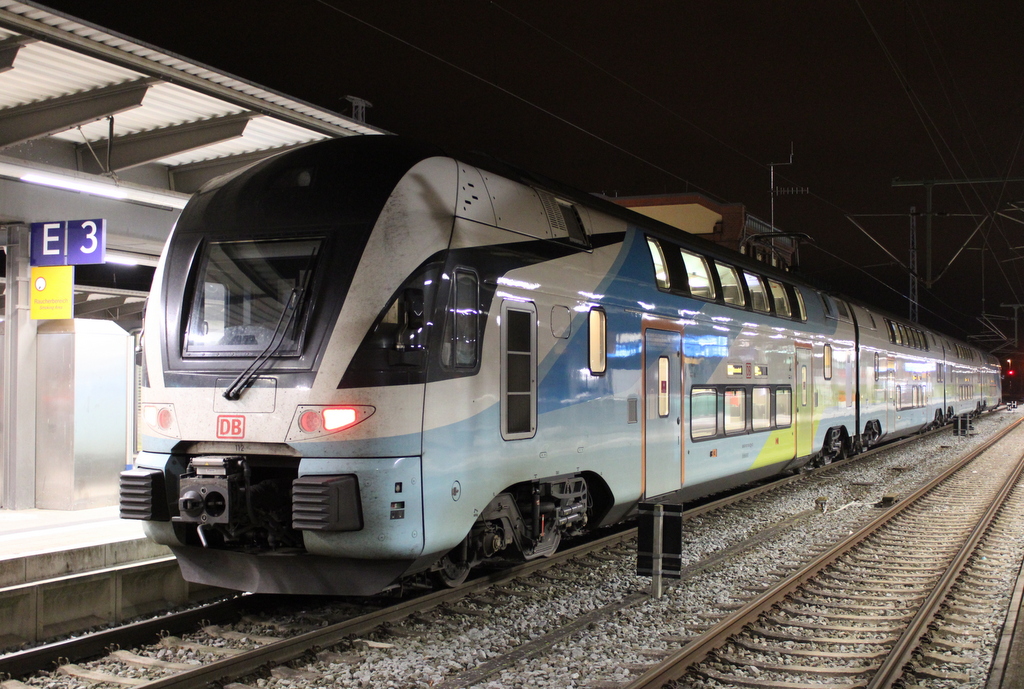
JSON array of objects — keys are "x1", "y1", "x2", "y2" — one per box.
[{"x1": 30, "y1": 219, "x2": 106, "y2": 266}]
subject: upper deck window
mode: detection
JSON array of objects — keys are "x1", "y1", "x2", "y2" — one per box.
[
  {"x1": 680, "y1": 249, "x2": 716, "y2": 300},
  {"x1": 834, "y1": 299, "x2": 851, "y2": 321},
  {"x1": 821, "y1": 294, "x2": 835, "y2": 318},
  {"x1": 184, "y1": 238, "x2": 322, "y2": 357},
  {"x1": 715, "y1": 262, "x2": 745, "y2": 306},
  {"x1": 745, "y1": 273, "x2": 770, "y2": 313},
  {"x1": 646, "y1": 238, "x2": 670, "y2": 290},
  {"x1": 768, "y1": 280, "x2": 791, "y2": 317},
  {"x1": 792, "y1": 288, "x2": 806, "y2": 321}
]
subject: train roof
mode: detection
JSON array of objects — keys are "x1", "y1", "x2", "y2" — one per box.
[{"x1": 182, "y1": 135, "x2": 995, "y2": 360}]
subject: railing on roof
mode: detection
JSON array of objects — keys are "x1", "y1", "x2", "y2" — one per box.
[{"x1": 741, "y1": 215, "x2": 798, "y2": 269}]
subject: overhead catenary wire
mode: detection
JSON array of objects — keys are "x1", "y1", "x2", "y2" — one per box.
[
  {"x1": 312, "y1": 0, "x2": 718, "y2": 198},
  {"x1": 856, "y1": 0, "x2": 1024, "y2": 308},
  {"x1": 313, "y1": 0, "x2": 1016, "y2": 340}
]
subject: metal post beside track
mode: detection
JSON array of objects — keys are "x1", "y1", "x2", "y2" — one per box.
[{"x1": 637, "y1": 502, "x2": 683, "y2": 598}]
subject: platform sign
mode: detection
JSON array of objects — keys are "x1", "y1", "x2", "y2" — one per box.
[
  {"x1": 30, "y1": 265, "x2": 74, "y2": 319},
  {"x1": 30, "y1": 219, "x2": 106, "y2": 266}
]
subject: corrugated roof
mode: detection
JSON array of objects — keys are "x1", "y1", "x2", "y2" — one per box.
[{"x1": 0, "y1": 0, "x2": 384, "y2": 185}]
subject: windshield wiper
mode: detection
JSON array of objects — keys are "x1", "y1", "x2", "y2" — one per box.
[
  {"x1": 222, "y1": 244, "x2": 319, "y2": 402},
  {"x1": 222, "y1": 287, "x2": 302, "y2": 401}
]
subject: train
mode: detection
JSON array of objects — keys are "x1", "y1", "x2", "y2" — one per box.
[{"x1": 119, "y1": 135, "x2": 1002, "y2": 595}]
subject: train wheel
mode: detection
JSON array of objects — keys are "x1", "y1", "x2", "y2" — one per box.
[{"x1": 431, "y1": 552, "x2": 471, "y2": 588}]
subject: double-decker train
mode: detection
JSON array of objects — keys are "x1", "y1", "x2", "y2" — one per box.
[{"x1": 120, "y1": 135, "x2": 1001, "y2": 595}]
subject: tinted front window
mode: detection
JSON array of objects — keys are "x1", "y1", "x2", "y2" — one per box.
[{"x1": 184, "y1": 238, "x2": 321, "y2": 356}]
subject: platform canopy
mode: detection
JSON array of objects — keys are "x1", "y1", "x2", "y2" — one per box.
[
  {"x1": 0, "y1": 2, "x2": 389, "y2": 510},
  {"x1": 0, "y1": 0, "x2": 384, "y2": 258},
  {"x1": 0, "y1": 0, "x2": 385, "y2": 327}
]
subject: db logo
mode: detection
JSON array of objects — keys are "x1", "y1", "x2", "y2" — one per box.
[{"x1": 216, "y1": 415, "x2": 245, "y2": 439}]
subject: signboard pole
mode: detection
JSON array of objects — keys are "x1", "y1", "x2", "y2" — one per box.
[{"x1": 1, "y1": 225, "x2": 37, "y2": 509}]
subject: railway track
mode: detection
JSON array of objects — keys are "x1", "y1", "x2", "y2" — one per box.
[
  {"x1": 626, "y1": 413, "x2": 1024, "y2": 689},
  {"x1": 0, "y1": 412, "x2": 1017, "y2": 689}
]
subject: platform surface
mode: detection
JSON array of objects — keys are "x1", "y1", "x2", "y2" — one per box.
[
  {"x1": 0, "y1": 505, "x2": 145, "y2": 560},
  {"x1": 0, "y1": 506, "x2": 166, "y2": 588}
]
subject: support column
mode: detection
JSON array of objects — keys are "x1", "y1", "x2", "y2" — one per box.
[{"x1": 2, "y1": 224, "x2": 37, "y2": 509}]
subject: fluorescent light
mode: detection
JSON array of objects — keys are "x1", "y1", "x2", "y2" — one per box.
[
  {"x1": 105, "y1": 251, "x2": 159, "y2": 267},
  {"x1": 0, "y1": 158, "x2": 190, "y2": 210},
  {"x1": 21, "y1": 172, "x2": 129, "y2": 200},
  {"x1": 105, "y1": 254, "x2": 138, "y2": 266}
]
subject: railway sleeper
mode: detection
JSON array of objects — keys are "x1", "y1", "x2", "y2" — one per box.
[
  {"x1": 910, "y1": 664, "x2": 970, "y2": 682},
  {"x1": 713, "y1": 651, "x2": 874, "y2": 676},
  {"x1": 764, "y1": 615, "x2": 903, "y2": 633},
  {"x1": 696, "y1": 667, "x2": 867, "y2": 689},
  {"x1": 733, "y1": 637, "x2": 889, "y2": 660},
  {"x1": 778, "y1": 604, "x2": 912, "y2": 622},
  {"x1": 788, "y1": 595, "x2": 915, "y2": 612},
  {"x1": 750, "y1": 625, "x2": 899, "y2": 645}
]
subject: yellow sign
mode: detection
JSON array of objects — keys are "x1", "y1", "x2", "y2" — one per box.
[{"x1": 30, "y1": 265, "x2": 73, "y2": 319}]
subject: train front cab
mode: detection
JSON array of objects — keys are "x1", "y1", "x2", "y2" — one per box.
[{"x1": 123, "y1": 141, "x2": 481, "y2": 595}]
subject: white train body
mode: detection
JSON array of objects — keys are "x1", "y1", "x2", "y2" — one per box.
[{"x1": 119, "y1": 137, "x2": 1001, "y2": 594}]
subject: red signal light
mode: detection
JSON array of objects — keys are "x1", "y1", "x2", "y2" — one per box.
[{"x1": 298, "y1": 410, "x2": 322, "y2": 433}]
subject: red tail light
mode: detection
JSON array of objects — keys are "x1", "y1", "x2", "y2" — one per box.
[{"x1": 142, "y1": 404, "x2": 179, "y2": 438}]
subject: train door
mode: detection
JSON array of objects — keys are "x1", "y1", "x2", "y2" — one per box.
[
  {"x1": 885, "y1": 357, "x2": 896, "y2": 431},
  {"x1": 643, "y1": 326, "x2": 683, "y2": 498},
  {"x1": 795, "y1": 343, "x2": 813, "y2": 457}
]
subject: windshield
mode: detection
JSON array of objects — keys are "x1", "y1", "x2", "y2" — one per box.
[{"x1": 184, "y1": 238, "x2": 322, "y2": 357}]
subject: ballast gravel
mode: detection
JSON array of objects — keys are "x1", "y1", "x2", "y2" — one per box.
[{"x1": 16, "y1": 409, "x2": 1024, "y2": 689}]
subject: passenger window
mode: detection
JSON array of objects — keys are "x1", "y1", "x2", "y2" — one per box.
[
  {"x1": 752, "y1": 387, "x2": 771, "y2": 430},
  {"x1": 834, "y1": 299, "x2": 851, "y2": 320},
  {"x1": 680, "y1": 249, "x2": 716, "y2": 300},
  {"x1": 588, "y1": 308, "x2": 607, "y2": 374},
  {"x1": 823, "y1": 344, "x2": 833, "y2": 380},
  {"x1": 821, "y1": 294, "x2": 835, "y2": 318},
  {"x1": 690, "y1": 388, "x2": 718, "y2": 439},
  {"x1": 775, "y1": 388, "x2": 792, "y2": 427},
  {"x1": 724, "y1": 389, "x2": 746, "y2": 433},
  {"x1": 715, "y1": 263, "x2": 745, "y2": 306},
  {"x1": 745, "y1": 273, "x2": 770, "y2": 313},
  {"x1": 792, "y1": 288, "x2": 806, "y2": 321},
  {"x1": 768, "y1": 280, "x2": 791, "y2": 317},
  {"x1": 646, "y1": 238, "x2": 670, "y2": 290}
]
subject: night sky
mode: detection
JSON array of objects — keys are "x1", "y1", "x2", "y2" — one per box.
[{"x1": 35, "y1": 1, "x2": 1024, "y2": 350}]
